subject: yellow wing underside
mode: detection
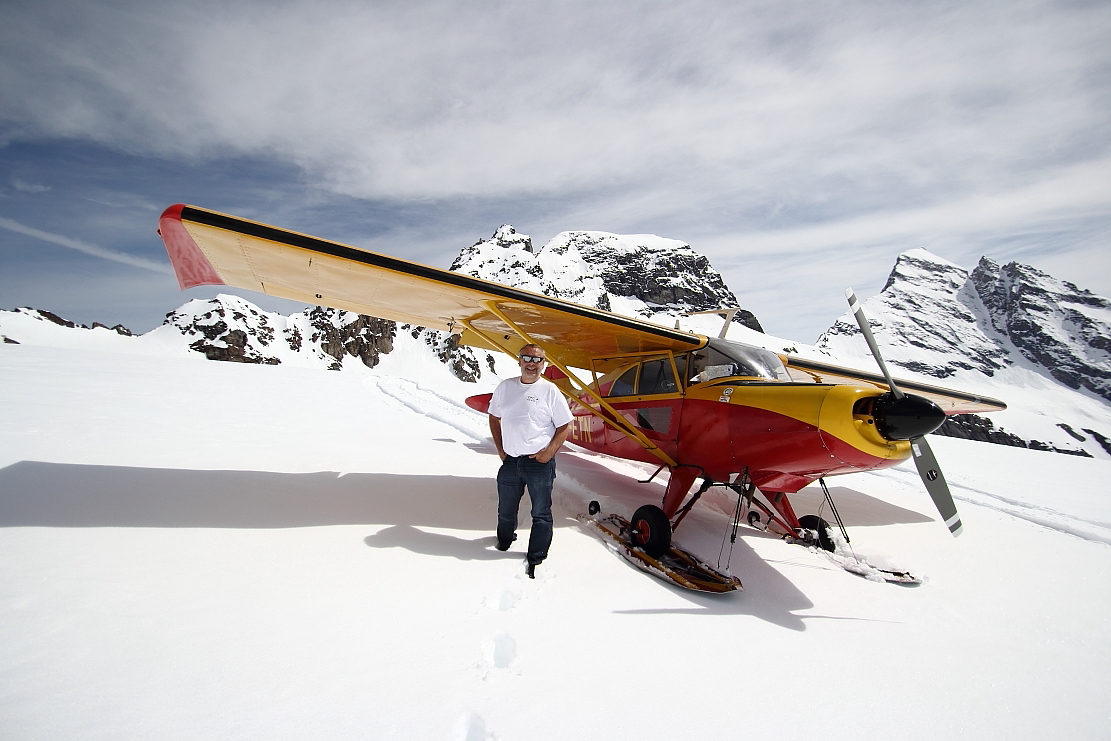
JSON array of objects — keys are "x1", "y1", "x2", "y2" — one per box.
[{"x1": 160, "y1": 204, "x2": 705, "y2": 371}]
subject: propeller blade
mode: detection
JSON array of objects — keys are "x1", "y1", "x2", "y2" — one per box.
[
  {"x1": 845, "y1": 288, "x2": 963, "y2": 537},
  {"x1": 910, "y1": 436, "x2": 963, "y2": 536},
  {"x1": 845, "y1": 288, "x2": 903, "y2": 399}
]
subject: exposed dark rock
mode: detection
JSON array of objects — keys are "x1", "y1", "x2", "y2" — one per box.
[
  {"x1": 3, "y1": 335, "x2": 18, "y2": 344},
  {"x1": 1057, "y1": 423, "x2": 1086, "y2": 442},
  {"x1": 405, "y1": 324, "x2": 487, "y2": 383},
  {"x1": 1082, "y1": 429, "x2": 1111, "y2": 457},
  {"x1": 306, "y1": 307, "x2": 394, "y2": 370},
  {"x1": 189, "y1": 331, "x2": 280, "y2": 365},
  {"x1": 1027, "y1": 440, "x2": 1092, "y2": 457},
  {"x1": 285, "y1": 327, "x2": 303, "y2": 352},
  {"x1": 32, "y1": 308, "x2": 81, "y2": 329},
  {"x1": 970, "y1": 257, "x2": 1111, "y2": 403},
  {"x1": 92, "y1": 322, "x2": 133, "y2": 336},
  {"x1": 935, "y1": 414, "x2": 1093, "y2": 457},
  {"x1": 9, "y1": 307, "x2": 132, "y2": 335},
  {"x1": 934, "y1": 414, "x2": 1028, "y2": 447}
]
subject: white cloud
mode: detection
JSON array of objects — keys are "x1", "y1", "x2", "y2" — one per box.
[
  {"x1": 11, "y1": 179, "x2": 51, "y2": 193},
  {"x1": 1, "y1": 0, "x2": 1108, "y2": 339},
  {"x1": 3, "y1": 1, "x2": 1107, "y2": 198}
]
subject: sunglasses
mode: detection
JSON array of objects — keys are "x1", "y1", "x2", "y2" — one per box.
[{"x1": 519, "y1": 354, "x2": 545, "y2": 364}]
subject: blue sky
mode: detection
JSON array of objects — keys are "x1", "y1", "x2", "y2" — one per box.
[{"x1": 2, "y1": 0, "x2": 1109, "y2": 341}]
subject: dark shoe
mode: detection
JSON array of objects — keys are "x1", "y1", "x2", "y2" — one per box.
[
  {"x1": 526, "y1": 563, "x2": 536, "y2": 579},
  {"x1": 496, "y1": 533, "x2": 518, "y2": 551}
]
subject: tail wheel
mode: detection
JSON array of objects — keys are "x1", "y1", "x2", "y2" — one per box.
[
  {"x1": 798, "y1": 514, "x2": 835, "y2": 552},
  {"x1": 630, "y1": 505, "x2": 672, "y2": 557}
]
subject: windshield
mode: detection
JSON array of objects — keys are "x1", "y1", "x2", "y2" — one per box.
[{"x1": 684, "y1": 339, "x2": 789, "y2": 384}]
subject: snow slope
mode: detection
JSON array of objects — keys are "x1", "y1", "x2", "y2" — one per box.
[{"x1": 3, "y1": 339, "x2": 1111, "y2": 740}]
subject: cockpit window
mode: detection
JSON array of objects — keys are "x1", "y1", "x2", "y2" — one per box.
[
  {"x1": 685, "y1": 339, "x2": 789, "y2": 384},
  {"x1": 601, "y1": 355, "x2": 679, "y2": 397},
  {"x1": 608, "y1": 366, "x2": 638, "y2": 397},
  {"x1": 639, "y1": 359, "x2": 678, "y2": 394}
]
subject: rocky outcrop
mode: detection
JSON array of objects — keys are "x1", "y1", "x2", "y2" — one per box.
[
  {"x1": 164, "y1": 296, "x2": 395, "y2": 370},
  {"x1": 451, "y1": 225, "x2": 763, "y2": 331},
  {"x1": 4, "y1": 307, "x2": 133, "y2": 336},
  {"x1": 303, "y1": 307, "x2": 394, "y2": 371},
  {"x1": 970, "y1": 258, "x2": 1111, "y2": 402},
  {"x1": 934, "y1": 414, "x2": 1093, "y2": 457},
  {"x1": 404, "y1": 325, "x2": 495, "y2": 383},
  {"x1": 166, "y1": 299, "x2": 284, "y2": 365}
]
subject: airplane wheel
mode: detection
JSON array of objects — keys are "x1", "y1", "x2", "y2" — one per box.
[
  {"x1": 798, "y1": 515, "x2": 835, "y2": 552},
  {"x1": 747, "y1": 511, "x2": 762, "y2": 528},
  {"x1": 630, "y1": 505, "x2": 672, "y2": 557},
  {"x1": 588, "y1": 500, "x2": 600, "y2": 516}
]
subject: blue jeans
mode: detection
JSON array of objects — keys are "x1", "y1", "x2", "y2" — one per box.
[{"x1": 497, "y1": 455, "x2": 556, "y2": 565}]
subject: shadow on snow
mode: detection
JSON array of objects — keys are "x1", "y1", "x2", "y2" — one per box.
[{"x1": 0, "y1": 458, "x2": 911, "y2": 630}]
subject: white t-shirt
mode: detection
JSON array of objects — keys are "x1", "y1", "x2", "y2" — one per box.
[{"x1": 489, "y1": 376, "x2": 574, "y2": 457}]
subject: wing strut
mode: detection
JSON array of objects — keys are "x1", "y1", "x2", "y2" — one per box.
[{"x1": 465, "y1": 300, "x2": 678, "y2": 468}]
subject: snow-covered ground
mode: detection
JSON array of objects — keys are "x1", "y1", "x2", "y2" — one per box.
[{"x1": 3, "y1": 336, "x2": 1111, "y2": 740}]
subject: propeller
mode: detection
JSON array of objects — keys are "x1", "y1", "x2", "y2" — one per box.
[{"x1": 845, "y1": 288, "x2": 963, "y2": 536}]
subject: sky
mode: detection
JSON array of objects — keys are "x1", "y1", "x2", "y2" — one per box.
[{"x1": 1, "y1": 0, "x2": 1109, "y2": 341}]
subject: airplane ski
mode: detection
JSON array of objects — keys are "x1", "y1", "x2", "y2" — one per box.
[
  {"x1": 578, "y1": 512, "x2": 743, "y2": 593},
  {"x1": 817, "y1": 546, "x2": 922, "y2": 585},
  {"x1": 785, "y1": 526, "x2": 922, "y2": 585}
]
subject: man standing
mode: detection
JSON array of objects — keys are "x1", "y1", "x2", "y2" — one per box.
[{"x1": 488, "y1": 344, "x2": 573, "y2": 578}]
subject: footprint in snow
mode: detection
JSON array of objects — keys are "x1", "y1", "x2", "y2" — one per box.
[
  {"x1": 481, "y1": 632, "x2": 516, "y2": 669},
  {"x1": 487, "y1": 589, "x2": 515, "y2": 612},
  {"x1": 449, "y1": 712, "x2": 488, "y2": 741}
]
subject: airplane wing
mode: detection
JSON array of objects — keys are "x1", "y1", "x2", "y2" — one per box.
[
  {"x1": 157, "y1": 204, "x2": 706, "y2": 370},
  {"x1": 784, "y1": 356, "x2": 1007, "y2": 413}
]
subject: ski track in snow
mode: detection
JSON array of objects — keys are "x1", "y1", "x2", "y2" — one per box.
[
  {"x1": 872, "y1": 467, "x2": 1111, "y2": 546},
  {"x1": 370, "y1": 376, "x2": 489, "y2": 442}
]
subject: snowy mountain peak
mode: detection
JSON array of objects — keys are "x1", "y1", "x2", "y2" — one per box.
[
  {"x1": 819, "y1": 249, "x2": 1006, "y2": 379},
  {"x1": 450, "y1": 227, "x2": 763, "y2": 331},
  {"x1": 820, "y1": 249, "x2": 1111, "y2": 398},
  {"x1": 816, "y1": 250, "x2": 1111, "y2": 458},
  {"x1": 881, "y1": 248, "x2": 968, "y2": 293},
  {"x1": 489, "y1": 224, "x2": 535, "y2": 253}
]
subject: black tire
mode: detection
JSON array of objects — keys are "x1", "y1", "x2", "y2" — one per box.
[
  {"x1": 798, "y1": 515, "x2": 835, "y2": 552},
  {"x1": 588, "y1": 500, "x2": 601, "y2": 516},
  {"x1": 747, "y1": 511, "x2": 762, "y2": 528},
  {"x1": 630, "y1": 505, "x2": 672, "y2": 557}
]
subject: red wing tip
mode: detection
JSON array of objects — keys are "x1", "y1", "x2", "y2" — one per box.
[
  {"x1": 159, "y1": 203, "x2": 188, "y2": 221},
  {"x1": 158, "y1": 204, "x2": 223, "y2": 290}
]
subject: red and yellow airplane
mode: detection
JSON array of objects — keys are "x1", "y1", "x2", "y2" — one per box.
[{"x1": 158, "y1": 204, "x2": 1005, "y2": 588}]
